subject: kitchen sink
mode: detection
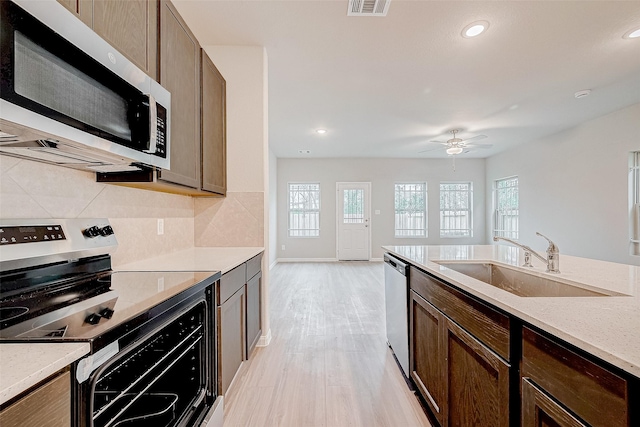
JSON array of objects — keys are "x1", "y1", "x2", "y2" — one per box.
[{"x1": 436, "y1": 262, "x2": 616, "y2": 297}]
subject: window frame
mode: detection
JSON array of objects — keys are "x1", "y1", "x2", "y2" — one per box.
[
  {"x1": 493, "y1": 176, "x2": 519, "y2": 240},
  {"x1": 394, "y1": 182, "x2": 428, "y2": 238},
  {"x1": 439, "y1": 181, "x2": 473, "y2": 238},
  {"x1": 630, "y1": 151, "x2": 640, "y2": 255},
  {"x1": 288, "y1": 182, "x2": 321, "y2": 238}
]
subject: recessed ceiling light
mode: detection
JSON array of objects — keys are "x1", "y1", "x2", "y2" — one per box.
[
  {"x1": 574, "y1": 89, "x2": 591, "y2": 99},
  {"x1": 315, "y1": 129, "x2": 327, "y2": 134},
  {"x1": 462, "y1": 21, "x2": 489, "y2": 38},
  {"x1": 623, "y1": 27, "x2": 640, "y2": 39}
]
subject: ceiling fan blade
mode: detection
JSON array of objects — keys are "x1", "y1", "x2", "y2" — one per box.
[
  {"x1": 428, "y1": 139, "x2": 447, "y2": 143},
  {"x1": 461, "y1": 134, "x2": 487, "y2": 142},
  {"x1": 418, "y1": 146, "x2": 444, "y2": 153},
  {"x1": 465, "y1": 142, "x2": 493, "y2": 149}
]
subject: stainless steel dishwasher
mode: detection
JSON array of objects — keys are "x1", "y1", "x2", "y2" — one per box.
[{"x1": 384, "y1": 253, "x2": 409, "y2": 380}]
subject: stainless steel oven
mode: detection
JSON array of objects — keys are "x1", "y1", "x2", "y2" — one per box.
[
  {"x1": 0, "y1": 219, "x2": 221, "y2": 427},
  {"x1": 0, "y1": 0, "x2": 170, "y2": 172}
]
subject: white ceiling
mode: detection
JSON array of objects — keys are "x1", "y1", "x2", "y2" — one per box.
[{"x1": 173, "y1": 0, "x2": 640, "y2": 159}]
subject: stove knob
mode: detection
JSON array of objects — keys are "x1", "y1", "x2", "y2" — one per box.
[
  {"x1": 99, "y1": 226, "x2": 114, "y2": 236},
  {"x1": 85, "y1": 313, "x2": 102, "y2": 325},
  {"x1": 99, "y1": 308, "x2": 115, "y2": 319},
  {"x1": 83, "y1": 226, "x2": 101, "y2": 238}
]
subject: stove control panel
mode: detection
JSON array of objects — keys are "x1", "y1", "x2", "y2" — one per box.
[{"x1": 0, "y1": 225, "x2": 66, "y2": 245}]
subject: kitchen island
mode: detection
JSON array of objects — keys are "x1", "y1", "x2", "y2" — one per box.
[{"x1": 384, "y1": 244, "x2": 639, "y2": 427}]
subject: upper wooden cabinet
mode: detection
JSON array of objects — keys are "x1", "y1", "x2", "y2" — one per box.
[
  {"x1": 56, "y1": 0, "x2": 92, "y2": 26},
  {"x1": 157, "y1": 0, "x2": 201, "y2": 189},
  {"x1": 80, "y1": 0, "x2": 227, "y2": 196},
  {"x1": 92, "y1": 0, "x2": 158, "y2": 79},
  {"x1": 57, "y1": 0, "x2": 157, "y2": 79},
  {"x1": 201, "y1": 50, "x2": 227, "y2": 195}
]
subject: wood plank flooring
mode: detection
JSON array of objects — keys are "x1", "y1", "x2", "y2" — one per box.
[{"x1": 222, "y1": 262, "x2": 432, "y2": 427}]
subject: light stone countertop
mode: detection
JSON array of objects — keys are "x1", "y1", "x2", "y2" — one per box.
[
  {"x1": 0, "y1": 343, "x2": 89, "y2": 405},
  {"x1": 116, "y1": 247, "x2": 264, "y2": 273},
  {"x1": 382, "y1": 245, "x2": 640, "y2": 378}
]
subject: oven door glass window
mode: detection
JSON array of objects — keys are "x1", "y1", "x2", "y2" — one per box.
[{"x1": 90, "y1": 302, "x2": 207, "y2": 427}]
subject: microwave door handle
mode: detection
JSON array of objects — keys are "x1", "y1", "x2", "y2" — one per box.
[{"x1": 144, "y1": 94, "x2": 158, "y2": 154}]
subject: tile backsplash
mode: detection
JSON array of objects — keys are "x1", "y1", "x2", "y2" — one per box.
[
  {"x1": 0, "y1": 156, "x2": 265, "y2": 267},
  {"x1": 0, "y1": 156, "x2": 195, "y2": 267}
]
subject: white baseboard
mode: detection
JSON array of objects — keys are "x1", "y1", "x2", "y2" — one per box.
[
  {"x1": 269, "y1": 259, "x2": 278, "y2": 270},
  {"x1": 370, "y1": 257, "x2": 383, "y2": 262},
  {"x1": 257, "y1": 328, "x2": 272, "y2": 347}
]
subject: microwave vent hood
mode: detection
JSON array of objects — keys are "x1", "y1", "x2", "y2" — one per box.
[{"x1": 0, "y1": 119, "x2": 143, "y2": 172}]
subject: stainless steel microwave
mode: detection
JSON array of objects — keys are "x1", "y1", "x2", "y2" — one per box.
[{"x1": 0, "y1": 0, "x2": 170, "y2": 172}]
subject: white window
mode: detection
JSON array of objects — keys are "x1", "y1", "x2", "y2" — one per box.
[
  {"x1": 395, "y1": 183, "x2": 427, "y2": 237},
  {"x1": 494, "y1": 176, "x2": 519, "y2": 239},
  {"x1": 440, "y1": 182, "x2": 473, "y2": 238},
  {"x1": 288, "y1": 183, "x2": 320, "y2": 237},
  {"x1": 630, "y1": 152, "x2": 640, "y2": 255}
]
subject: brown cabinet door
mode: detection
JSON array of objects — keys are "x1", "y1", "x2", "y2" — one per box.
[
  {"x1": 218, "y1": 286, "x2": 245, "y2": 395},
  {"x1": 201, "y1": 50, "x2": 227, "y2": 195},
  {"x1": 92, "y1": 0, "x2": 158, "y2": 79},
  {"x1": 522, "y1": 379, "x2": 587, "y2": 427},
  {"x1": 410, "y1": 290, "x2": 446, "y2": 426},
  {"x1": 158, "y1": 0, "x2": 201, "y2": 189},
  {"x1": 246, "y1": 271, "x2": 262, "y2": 358},
  {"x1": 56, "y1": 0, "x2": 92, "y2": 26},
  {"x1": 445, "y1": 318, "x2": 510, "y2": 427},
  {"x1": 0, "y1": 370, "x2": 71, "y2": 427},
  {"x1": 522, "y1": 327, "x2": 628, "y2": 427}
]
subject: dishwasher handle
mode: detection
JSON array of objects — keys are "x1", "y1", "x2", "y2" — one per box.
[{"x1": 384, "y1": 253, "x2": 407, "y2": 276}]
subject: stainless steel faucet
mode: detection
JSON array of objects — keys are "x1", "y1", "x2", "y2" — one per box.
[{"x1": 493, "y1": 232, "x2": 560, "y2": 273}]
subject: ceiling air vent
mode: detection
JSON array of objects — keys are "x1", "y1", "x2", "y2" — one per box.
[{"x1": 348, "y1": 0, "x2": 390, "y2": 17}]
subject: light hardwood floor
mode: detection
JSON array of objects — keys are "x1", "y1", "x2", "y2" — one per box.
[{"x1": 222, "y1": 262, "x2": 432, "y2": 427}]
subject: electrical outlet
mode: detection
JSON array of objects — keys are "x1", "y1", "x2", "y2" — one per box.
[
  {"x1": 157, "y1": 277, "x2": 165, "y2": 292},
  {"x1": 157, "y1": 218, "x2": 164, "y2": 235},
  {"x1": 281, "y1": 245, "x2": 285, "y2": 251},
  {"x1": 375, "y1": 210, "x2": 381, "y2": 215}
]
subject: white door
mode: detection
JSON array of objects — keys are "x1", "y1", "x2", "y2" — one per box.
[{"x1": 337, "y1": 182, "x2": 371, "y2": 260}]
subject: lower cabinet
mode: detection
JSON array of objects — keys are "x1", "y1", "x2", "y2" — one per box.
[
  {"x1": 410, "y1": 289, "x2": 510, "y2": 427},
  {"x1": 410, "y1": 290, "x2": 446, "y2": 426},
  {"x1": 445, "y1": 318, "x2": 510, "y2": 427},
  {"x1": 216, "y1": 252, "x2": 263, "y2": 395},
  {"x1": 218, "y1": 284, "x2": 245, "y2": 395},
  {"x1": 0, "y1": 369, "x2": 71, "y2": 427},
  {"x1": 246, "y1": 270, "x2": 262, "y2": 358},
  {"x1": 521, "y1": 327, "x2": 629, "y2": 427},
  {"x1": 408, "y1": 264, "x2": 635, "y2": 427},
  {"x1": 522, "y1": 378, "x2": 587, "y2": 427}
]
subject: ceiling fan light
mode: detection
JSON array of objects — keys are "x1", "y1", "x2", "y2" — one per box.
[{"x1": 446, "y1": 147, "x2": 464, "y2": 155}]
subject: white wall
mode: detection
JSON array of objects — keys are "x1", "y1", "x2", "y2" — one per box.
[
  {"x1": 486, "y1": 103, "x2": 640, "y2": 265},
  {"x1": 277, "y1": 157, "x2": 486, "y2": 260}
]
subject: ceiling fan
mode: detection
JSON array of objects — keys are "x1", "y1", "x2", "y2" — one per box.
[{"x1": 418, "y1": 129, "x2": 492, "y2": 155}]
